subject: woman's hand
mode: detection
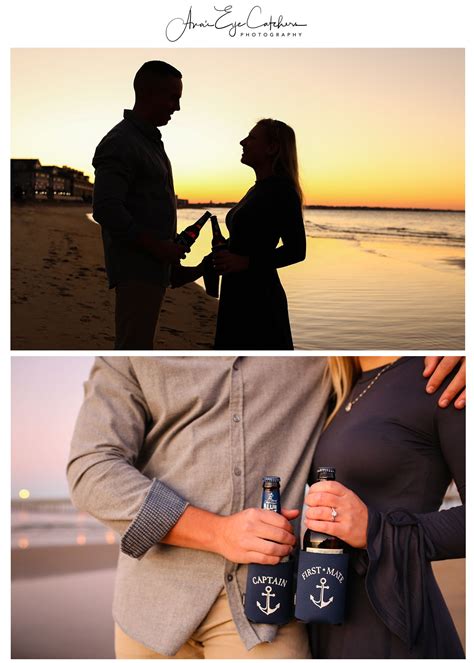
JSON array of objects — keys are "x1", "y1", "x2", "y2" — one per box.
[
  {"x1": 213, "y1": 249, "x2": 250, "y2": 274},
  {"x1": 304, "y1": 480, "x2": 368, "y2": 549}
]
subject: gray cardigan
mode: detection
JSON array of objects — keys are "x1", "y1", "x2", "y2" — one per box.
[{"x1": 67, "y1": 356, "x2": 329, "y2": 654}]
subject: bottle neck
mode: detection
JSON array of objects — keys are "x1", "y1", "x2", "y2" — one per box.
[{"x1": 212, "y1": 223, "x2": 225, "y2": 243}]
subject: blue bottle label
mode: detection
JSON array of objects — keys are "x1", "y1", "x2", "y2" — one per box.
[{"x1": 262, "y1": 489, "x2": 281, "y2": 512}]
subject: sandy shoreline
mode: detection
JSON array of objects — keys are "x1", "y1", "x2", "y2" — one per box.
[
  {"x1": 11, "y1": 203, "x2": 218, "y2": 350},
  {"x1": 11, "y1": 203, "x2": 464, "y2": 350},
  {"x1": 11, "y1": 544, "x2": 465, "y2": 658},
  {"x1": 12, "y1": 542, "x2": 120, "y2": 580}
]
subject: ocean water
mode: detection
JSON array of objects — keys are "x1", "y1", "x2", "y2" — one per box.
[
  {"x1": 11, "y1": 500, "x2": 118, "y2": 549},
  {"x1": 88, "y1": 207, "x2": 465, "y2": 349},
  {"x1": 178, "y1": 207, "x2": 464, "y2": 247},
  {"x1": 177, "y1": 207, "x2": 465, "y2": 350},
  {"x1": 302, "y1": 208, "x2": 464, "y2": 246}
]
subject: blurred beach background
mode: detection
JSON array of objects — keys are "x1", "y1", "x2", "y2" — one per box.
[
  {"x1": 11, "y1": 490, "x2": 465, "y2": 659},
  {"x1": 11, "y1": 357, "x2": 465, "y2": 658},
  {"x1": 11, "y1": 204, "x2": 464, "y2": 349},
  {"x1": 11, "y1": 48, "x2": 464, "y2": 350}
]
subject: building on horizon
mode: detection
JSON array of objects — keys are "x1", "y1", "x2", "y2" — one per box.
[{"x1": 11, "y1": 159, "x2": 93, "y2": 202}]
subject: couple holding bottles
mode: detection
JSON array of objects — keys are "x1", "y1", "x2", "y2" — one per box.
[
  {"x1": 67, "y1": 355, "x2": 465, "y2": 658},
  {"x1": 92, "y1": 60, "x2": 304, "y2": 350}
]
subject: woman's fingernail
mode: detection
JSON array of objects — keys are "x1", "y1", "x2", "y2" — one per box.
[
  {"x1": 426, "y1": 385, "x2": 435, "y2": 393},
  {"x1": 440, "y1": 398, "x2": 449, "y2": 407},
  {"x1": 456, "y1": 400, "x2": 466, "y2": 409}
]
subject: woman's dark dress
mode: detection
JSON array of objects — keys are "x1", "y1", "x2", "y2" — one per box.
[
  {"x1": 214, "y1": 176, "x2": 305, "y2": 350},
  {"x1": 310, "y1": 357, "x2": 465, "y2": 658}
]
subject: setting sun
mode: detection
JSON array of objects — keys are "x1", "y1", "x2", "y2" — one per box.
[{"x1": 11, "y1": 48, "x2": 464, "y2": 209}]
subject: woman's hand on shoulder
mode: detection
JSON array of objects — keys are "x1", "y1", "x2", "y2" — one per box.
[
  {"x1": 304, "y1": 480, "x2": 368, "y2": 549},
  {"x1": 213, "y1": 249, "x2": 250, "y2": 274}
]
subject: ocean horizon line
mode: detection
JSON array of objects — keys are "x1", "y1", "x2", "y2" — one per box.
[
  {"x1": 183, "y1": 202, "x2": 465, "y2": 213},
  {"x1": 11, "y1": 200, "x2": 465, "y2": 214}
]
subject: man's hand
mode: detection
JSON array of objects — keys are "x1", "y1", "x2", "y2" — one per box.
[
  {"x1": 161, "y1": 505, "x2": 299, "y2": 564},
  {"x1": 136, "y1": 232, "x2": 189, "y2": 263},
  {"x1": 424, "y1": 356, "x2": 466, "y2": 409},
  {"x1": 217, "y1": 507, "x2": 299, "y2": 565},
  {"x1": 213, "y1": 249, "x2": 249, "y2": 274}
]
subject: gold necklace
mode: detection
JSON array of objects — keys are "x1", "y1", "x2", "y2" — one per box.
[{"x1": 345, "y1": 362, "x2": 395, "y2": 412}]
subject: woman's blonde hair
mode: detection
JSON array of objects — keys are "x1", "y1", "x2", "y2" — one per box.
[
  {"x1": 325, "y1": 358, "x2": 361, "y2": 427},
  {"x1": 257, "y1": 118, "x2": 304, "y2": 206}
]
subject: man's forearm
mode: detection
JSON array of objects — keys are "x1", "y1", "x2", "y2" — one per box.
[
  {"x1": 161, "y1": 505, "x2": 224, "y2": 554},
  {"x1": 161, "y1": 505, "x2": 298, "y2": 565}
]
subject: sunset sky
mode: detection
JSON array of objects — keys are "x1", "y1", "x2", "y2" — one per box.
[
  {"x1": 11, "y1": 357, "x2": 94, "y2": 499},
  {"x1": 11, "y1": 48, "x2": 464, "y2": 209}
]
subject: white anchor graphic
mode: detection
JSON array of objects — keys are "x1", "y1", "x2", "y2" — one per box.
[
  {"x1": 257, "y1": 586, "x2": 281, "y2": 615},
  {"x1": 310, "y1": 577, "x2": 334, "y2": 609}
]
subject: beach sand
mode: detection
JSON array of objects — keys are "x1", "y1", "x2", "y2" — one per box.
[
  {"x1": 11, "y1": 544, "x2": 465, "y2": 659},
  {"x1": 11, "y1": 203, "x2": 464, "y2": 350},
  {"x1": 11, "y1": 204, "x2": 218, "y2": 350}
]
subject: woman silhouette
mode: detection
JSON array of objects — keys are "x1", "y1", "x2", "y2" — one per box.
[{"x1": 213, "y1": 119, "x2": 306, "y2": 350}]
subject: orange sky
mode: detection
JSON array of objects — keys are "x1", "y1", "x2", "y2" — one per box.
[{"x1": 11, "y1": 49, "x2": 465, "y2": 209}]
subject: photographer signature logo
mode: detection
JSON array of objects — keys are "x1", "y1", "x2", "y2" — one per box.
[{"x1": 166, "y1": 5, "x2": 307, "y2": 42}]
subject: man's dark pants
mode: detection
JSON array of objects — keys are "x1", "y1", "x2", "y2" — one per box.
[{"x1": 114, "y1": 280, "x2": 167, "y2": 350}]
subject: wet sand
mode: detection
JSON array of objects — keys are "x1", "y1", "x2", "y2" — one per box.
[
  {"x1": 11, "y1": 544, "x2": 465, "y2": 659},
  {"x1": 11, "y1": 204, "x2": 218, "y2": 350},
  {"x1": 11, "y1": 203, "x2": 464, "y2": 350}
]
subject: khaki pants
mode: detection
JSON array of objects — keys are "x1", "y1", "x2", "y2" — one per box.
[
  {"x1": 114, "y1": 280, "x2": 166, "y2": 350},
  {"x1": 115, "y1": 590, "x2": 310, "y2": 659}
]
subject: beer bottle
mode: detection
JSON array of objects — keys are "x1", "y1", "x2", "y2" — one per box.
[
  {"x1": 211, "y1": 214, "x2": 227, "y2": 251},
  {"x1": 203, "y1": 215, "x2": 227, "y2": 297},
  {"x1": 296, "y1": 467, "x2": 348, "y2": 624},
  {"x1": 244, "y1": 475, "x2": 294, "y2": 624},
  {"x1": 261, "y1": 476, "x2": 289, "y2": 561},
  {"x1": 175, "y1": 211, "x2": 211, "y2": 250},
  {"x1": 303, "y1": 467, "x2": 345, "y2": 553}
]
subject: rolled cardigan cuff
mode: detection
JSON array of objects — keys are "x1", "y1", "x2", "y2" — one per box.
[{"x1": 121, "y1": 479, "x2": 189, "y2": 558}]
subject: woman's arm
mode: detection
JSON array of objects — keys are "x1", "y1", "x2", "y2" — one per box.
[
  {"x1": 213, "y1": 186, "x2": 306, "y2": 274},
  {"x1": 415, "y1": 399, "x2": 465, "y2": 560},
  {"x1": 305, "y1": 401, "x2": 465, "y2": 558},
  {"x1": 257, "y1": 186, "x2": 306, "y2": 270}
]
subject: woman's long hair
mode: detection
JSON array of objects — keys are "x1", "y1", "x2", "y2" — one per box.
[
  {"x1": 325, "y1": 357, "x2": 361, "y2": 428},
  {"x1": 257, "y1": 118, "x2": 304, "y2": 206}
]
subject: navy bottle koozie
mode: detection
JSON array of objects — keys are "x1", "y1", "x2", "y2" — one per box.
[
  {"x1": 295, "y1": 550, "x2": 349, "y2": 624},
  {"x1": 244, "y1": 560, "x2": 294, "y2": 625}
]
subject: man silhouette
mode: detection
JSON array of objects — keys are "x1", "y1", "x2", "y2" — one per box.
[{"x1": 92, "y1": 61, "x2": 186, "y2": 349}]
